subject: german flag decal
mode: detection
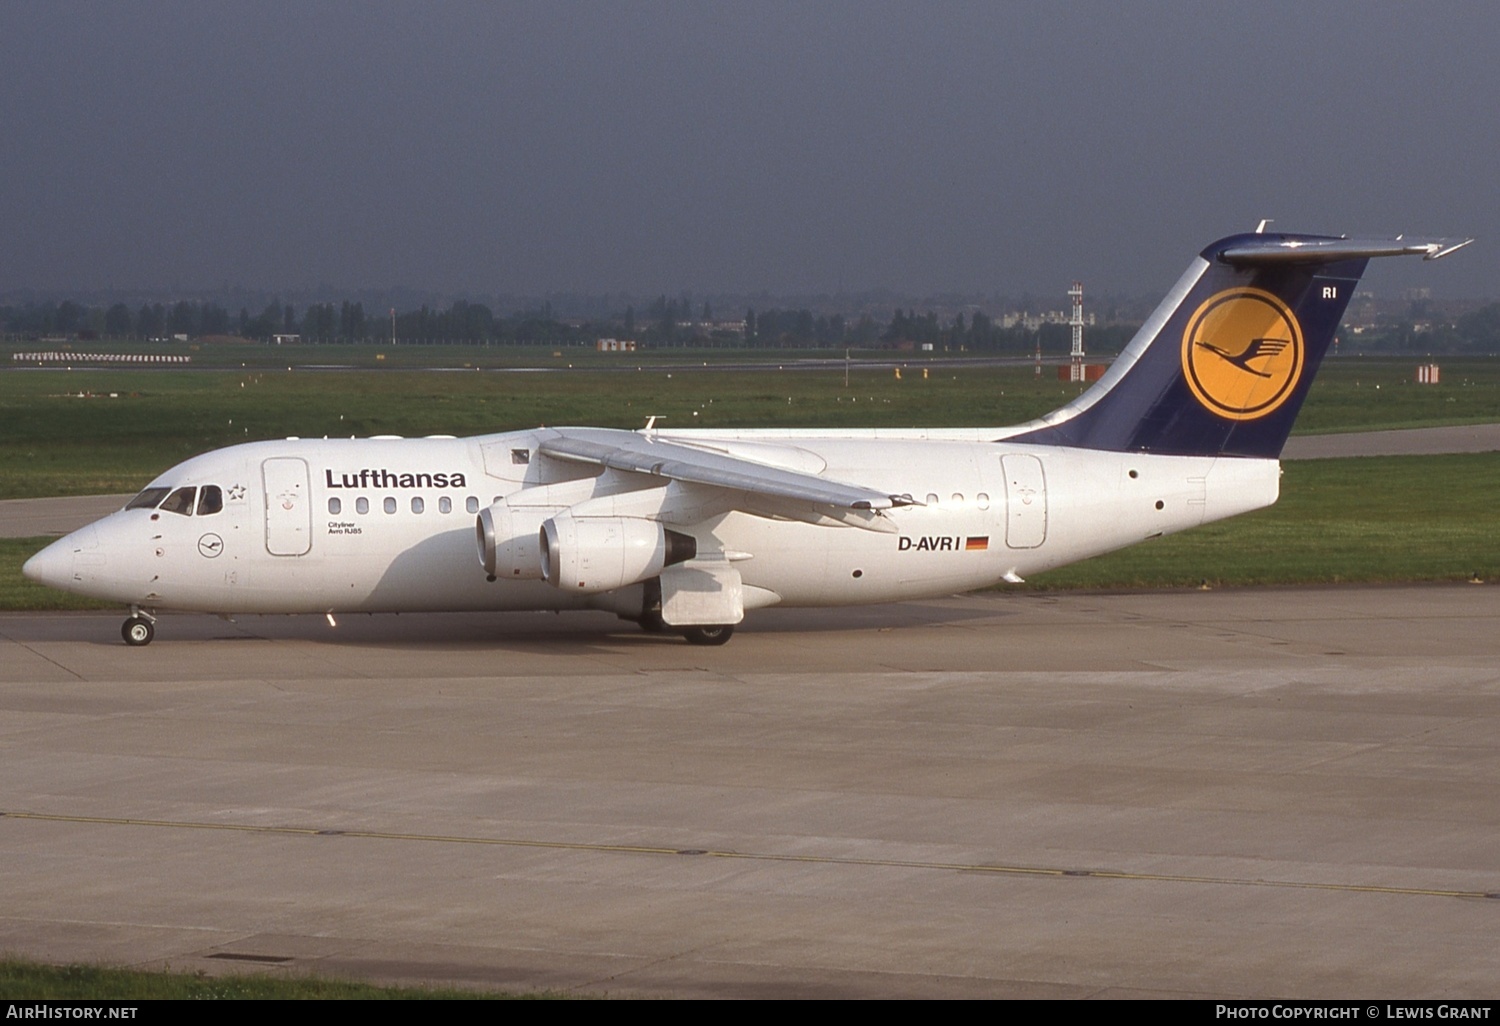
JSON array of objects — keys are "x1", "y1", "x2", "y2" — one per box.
[{"x1": 965, "y1": 536, "x2": 989, "y2": 551}]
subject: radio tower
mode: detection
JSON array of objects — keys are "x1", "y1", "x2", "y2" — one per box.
[{"x1": 1068, "y1": 281, "x2": 1085, "y2": 383}]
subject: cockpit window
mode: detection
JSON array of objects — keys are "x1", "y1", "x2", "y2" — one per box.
[
  {"x1": 158, "y1": 486, "x2": 197, "y2": 516},
  {"x1": 196, "y1": 485, "x2": 223, "y2": 516},
  {"x1": 126, "y1": 487, "x2": 171, "y2": 511}
]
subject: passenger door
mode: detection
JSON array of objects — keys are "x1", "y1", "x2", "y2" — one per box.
[
  {"x1": 1001, "y1": 454, "x2": 1048, "y2": 549},
  {"x1": 262, "y1": 457, "x2": 312, "y2": 556}
]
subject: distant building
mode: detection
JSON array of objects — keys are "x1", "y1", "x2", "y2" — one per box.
[
  {"x1": 1000, "y1": 310, "x2": 1095, "y2": 331},
  {"x1": 596, "y1": 338, "x2": 637, "y2": 352}
]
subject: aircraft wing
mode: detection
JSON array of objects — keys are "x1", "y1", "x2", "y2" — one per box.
[{"x1": 537, "y1": 428, "x2": 915, "y2": 511}]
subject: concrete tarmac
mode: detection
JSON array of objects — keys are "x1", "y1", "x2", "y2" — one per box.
[
  {"x1": 1281, "y1": 422, "x2": 1500, "y2": 460},
  {"x1": 1, "y1": 586, "x2": 1497, "y2": 998},
  {"x1": 0, "y1": 494, "x2": 130, "y2": 538}
]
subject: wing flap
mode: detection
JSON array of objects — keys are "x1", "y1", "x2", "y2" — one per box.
[{"x1": 537, "y1": 428, "x2": 912, "y2": 513}]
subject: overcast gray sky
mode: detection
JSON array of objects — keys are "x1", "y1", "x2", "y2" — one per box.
[{"x1": 1, "y1": 1, "x2": 1494, "y2": 300}]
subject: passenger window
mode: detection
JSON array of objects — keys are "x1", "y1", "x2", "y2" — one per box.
[
  {"x1": 383, "y1": 497, "x2": 397, "y2": 514},
  {"x1": 925, "y1": 493, "x2": 939, "y2": 506},
  {"x1": 355, "y1": 497, "x2": 369, "y2": 515},
  {"x1": 466, "y1": 496, "x2": 479, "y2": 514},
  {"x1": 159, "y1": 487, "x2": 197, "y2": 516},
  {"x1": 977, "y1": 493, "x2": 990, "y2": 510},
  {"x1": 439, "y1": 496, "x2": 452, "y2": 514},
  {"x1": 197, "y1": 485, "x2": 223, "y2": 516},
  {"x1": 951, "y1": 493, "x2": 964, "y2": 505},
  {"x1": 328, "y1": 497, "x2": 342, "y2": 515},
  {"x1": 411, "y1": 497, "x2": 424, "y2": 514},
  {"x1": 126, "y1": 487, "x2": 171, "y2": 511}
]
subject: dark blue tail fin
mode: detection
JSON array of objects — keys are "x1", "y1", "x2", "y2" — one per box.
[{"x1": 1009, "y1": 232, "x2": 1471, "y2": 458}]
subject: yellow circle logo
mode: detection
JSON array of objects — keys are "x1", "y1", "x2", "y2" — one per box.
[{"x1": 1181, "y1": 288, "x2": 1304, "y2": 421}]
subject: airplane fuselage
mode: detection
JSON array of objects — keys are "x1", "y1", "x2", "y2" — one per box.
[{"x1": 36, "y1": 429, "x2": 1278, "y2": 618}]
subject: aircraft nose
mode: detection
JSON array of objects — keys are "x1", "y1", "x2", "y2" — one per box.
[{"x1": 22, "y1": 535, "x2": 76, "y2": 589}]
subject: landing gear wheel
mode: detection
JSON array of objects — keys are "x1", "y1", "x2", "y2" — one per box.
[
  {"x1": 682, "y1": 625, "x2": 734, "y2": 646},
  {"x1": 122, "y1": 615, "x2": 155, "y2": 647}
]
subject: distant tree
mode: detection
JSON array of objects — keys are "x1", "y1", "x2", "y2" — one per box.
[
  {"x1": 814, "y1": 313, "x2": 844, "y2": 345},
  {"x1": 1457, "y1": 302, "x2": 1500, "y2": 350},
  {"x1": 55, "y1": 300, "x2": 83, "y2": 335},
  {"x1": 448, "y1": 299, "x2": 495, "y2": 341},
  {"x1": 104, "y1": 303, "x2": 132, "y2": 337},
  {"x1": 137, "y1": 303, "x2": 165, "y2": 339},
  {"x1": 970, "y1": 310, "x2": 994, "y2": 349},
  {"x1": 302, "y1": 303, "x2": 336, "y2": 340},
  {"x1": 339, "y1": 301, "x2": 365, "y2": 340},
  {"x1": 168, "y1": 301, "x2": 196, "y2": 337},
  {"x1": 246, "y1": 302, "x2": 281, "y2": 339},
  {"x1": 200, "y1": 303, "x2": 230, "y2": 335}
]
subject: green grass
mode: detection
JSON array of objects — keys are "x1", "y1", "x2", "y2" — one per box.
[
  {"x1": 0, "y1": 957, "x2": 553, "y2": 999},
  {"x1": 1, "y1": 356, "x2": 1496, "y2": 500},
  {"x1": 1289, "y1": 355, "x2": 1500, "y2": 434}
]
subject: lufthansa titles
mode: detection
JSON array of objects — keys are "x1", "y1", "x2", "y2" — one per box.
[{"x1": 324, "y1": 469, "x2": 468, "y2": 489}]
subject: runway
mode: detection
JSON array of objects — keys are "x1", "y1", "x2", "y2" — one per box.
[{"x1": 2, "y1": 586, "x2": 1497, "y2": 998}]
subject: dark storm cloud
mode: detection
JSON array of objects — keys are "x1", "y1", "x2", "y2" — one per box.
[{"x1": 1, "y1": 1, "x2": 1494, "y2": 298}]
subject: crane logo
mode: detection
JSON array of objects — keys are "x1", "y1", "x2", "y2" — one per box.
[{"x1": 1181, "y1": 287, "x2": 1304, "y2": 420}]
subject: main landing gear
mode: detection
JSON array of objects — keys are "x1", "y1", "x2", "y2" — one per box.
[
  {"x1": 682, "y1": 625, "x2": 734, "y2": 646},
  {"x1": 634, "y1": 579, "x2": 735, "y2": 645},
  {"x1": 626, "y1": 614, "x2": 734, "y2": 645},
  {"x1": 122, "y1": 608, "x2": 156, "y2": 646}
]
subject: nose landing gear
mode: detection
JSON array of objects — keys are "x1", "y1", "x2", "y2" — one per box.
[{"x1": 122, "y1": 608, "x2": 156, "y2": 646}]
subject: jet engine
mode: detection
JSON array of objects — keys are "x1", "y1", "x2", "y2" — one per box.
[
  {"x1": 476, "y1": 503, "x2": 555, "y2": 580},
  {"x1": 539, "y1": 514, "x2": 696, "y2": 593}
]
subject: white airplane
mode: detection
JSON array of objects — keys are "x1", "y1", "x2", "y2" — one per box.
[{"x1": 24, "y1": 230, "x2": 1472, "y2": 646}]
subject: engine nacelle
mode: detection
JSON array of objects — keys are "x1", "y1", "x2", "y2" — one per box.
[
  {"x1": 539, "y1": 514, "x2": 696, "y2": 593},
  {"x1": 476, "y1": 503, "x2": 557, "y2": 580}
]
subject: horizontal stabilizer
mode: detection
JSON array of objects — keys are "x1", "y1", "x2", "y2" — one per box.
[{"x1": 1219, "y1": 236, "x2": 1474, "y2": 265}]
